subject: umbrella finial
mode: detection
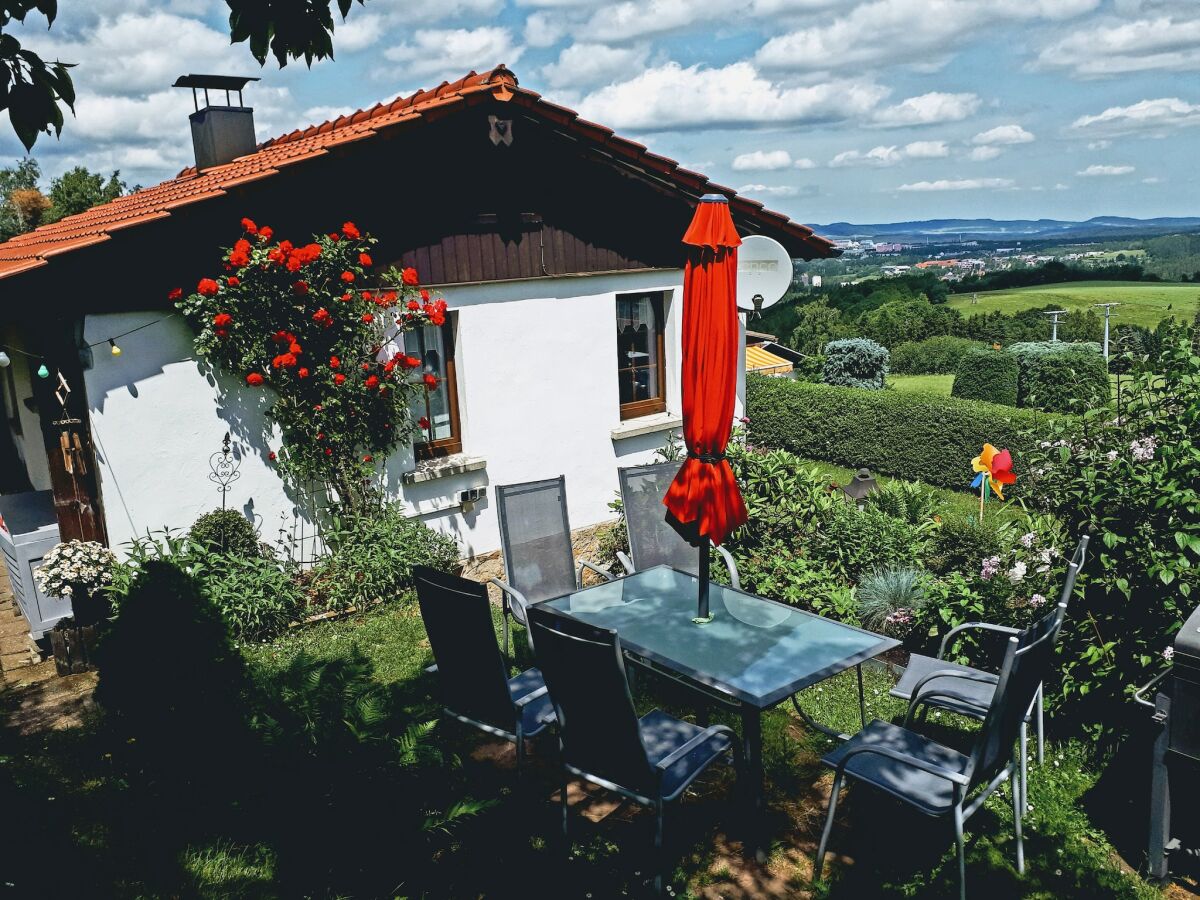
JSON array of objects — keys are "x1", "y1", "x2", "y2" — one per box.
[{"x1": 699, "y1": 193, "x2": 728, "y2": 203}]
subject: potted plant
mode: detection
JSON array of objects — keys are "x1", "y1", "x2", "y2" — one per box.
[{"x1": 34, "y1": 540, "x2": 117, "y2": 674}]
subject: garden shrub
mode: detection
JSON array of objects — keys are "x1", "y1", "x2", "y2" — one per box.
[
  {"x1": 864, "y1": 480, "x2": 941, "y2": 526},
  {"x1": 1023, "y1": 351, "x2": 1110, "y2": 413},
  {"x1": 951, "y1": 348, "x2": 1019, "y2": 407},
  {"x1": 808, "y1": 503, "x2": 931, "y2": 581},
  {"x1": 890, "y1": 335, "x2": 983, "y2": 375},
  {"x1": 746, "y1": 374, "x2": 1049, "y2": 490},
  {"x1": 188, "y1": 508, "x2": 263, "y2": 558},
  {"x1": 1006, "y1": 340, "x2": 1102, "y2": 407},
  {"x1": 312, "y1": 504, "x2": 460, "y2": 611},
  {"x1": 856, "y1": 566, "x2": 929, "y2": 633},
  {"x1": 822, "y1": 338, "x2": 889, "y2": 390},
  {"x1": 204, "y1": 553, "x2": 305, "y2": 641},
  {"x1": 928, "y1": 514, "x2": 1006, "y2": 575}
]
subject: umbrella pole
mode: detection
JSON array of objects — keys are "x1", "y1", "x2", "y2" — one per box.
[{"x1": 696, "y1": 538, "x2": 713, "y2": 623}]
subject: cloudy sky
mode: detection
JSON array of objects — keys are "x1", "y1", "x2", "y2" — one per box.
[{"x1": 5, "y1": 0, "x2": 1198, "y2": 224}]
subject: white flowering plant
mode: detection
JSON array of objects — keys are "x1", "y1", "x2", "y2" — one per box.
[{"x1": 35, "y1": 540, "x2": 117, "y2": 599}]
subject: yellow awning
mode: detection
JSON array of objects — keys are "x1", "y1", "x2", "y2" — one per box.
[{"x1": 746, "y1": 344, "x2": 792, "y2": 375}]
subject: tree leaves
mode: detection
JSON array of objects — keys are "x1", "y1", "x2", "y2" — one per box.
[{"x1": 226, "y1": 0, "x2": 367, "y2": 68}]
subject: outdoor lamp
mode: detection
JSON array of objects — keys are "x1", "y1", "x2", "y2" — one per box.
[
  {"x1": 36, "y1": 363, "x2": 50, "y2": 378},
  {"x1": 109, "y1": 339, "x2": 122, "y2": 357},
  {"x1": 842, "y1": 468, "x2": 878, "y2": 506}
]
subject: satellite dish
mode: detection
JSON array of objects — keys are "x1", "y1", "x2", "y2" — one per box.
[{"x1": 736, "y1": 235, "x2": 793, "y2": 318}]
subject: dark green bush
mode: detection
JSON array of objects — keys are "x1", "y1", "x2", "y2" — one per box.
[
  {"x1": 822, "y1": 338, "x2": 889, "y2": 389},
  {"x1": 205, "y1": 554, "x2": 305, "y2": 641},
  {"x1": 1006, "y1": 340, "x2": 1102, "y2": 406},
  {"x1": 188, "y1": 509, "x2": 262, "y2": 558},
  {"x1": 746, "y1": 374, "x2": 1050, "y2": 491},
  {"x1": 312, "y1": 504, "x2": 460, "y2": 611},
  {"x1": 890, "y1": 335, "x2": 983, "y2": 375},
  {"x1": 928, "y1": 514, "x2": 1005, "y2": 575},
  {"x1": 951, "y1": 348, "x2": 1019, "y2": 407},
  {"x1": 1024, "y1": 351, "x2": 1111, "y2": 413},
  {"x1": 808, "y1": 503, "x2": 931, "y2": 581}
]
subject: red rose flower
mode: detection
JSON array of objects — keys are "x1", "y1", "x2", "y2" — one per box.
[
  {"x1": 361, "y1": 313, "x2": 374, "y2": 324},
  {"x1": 271, "y1": 330, "x2": 291, "y2": 345},
  {"x1": 404, "y1": 355, "x2": 420, "y2": 369},
  {"x1": 312, "y1": 308, "x2": 332, "y2": 327},
  {"x1": 401, "y1": 267, "x2": 419, "y2": 286},
  {"x1": 418, "y1": 416, "x2": 431, "y2": 430},
  {"x1": 297, "y1": 367, "x2": 310, "y2": 379},
  {"x1": 365, "y1": 375, "x2": 380, "y2": 390},
  {"x1": 329, "y1": 355, "x2": 340, "y2": 368},
  {"x1": 340, "y1": 270, "x2": 355, "y2": 284},
  {"x1": 293, "y1": 280, "x2": 309, "y2": 295},
  {"x1": 289, "y1": 341, "x2": 302, "y2": 355},
  {"x1": 324, "y1": 447, "x2": 333, "y2": 456},
  {"x1": 313, "y1": 404, "x2": 323, "y2": 412},
  {"x1": 420, "y1": 289, "x2": 430, "y2": 301},
  {"x1": 245, "y1": 372, "x2": 264, "y2": 386},
  {"x1": 383, "y1": 359, "x2": 397, "y2": 374},
  {"x1": 317, "y1": 432, "x2": 326, "y2": 441},
  {"x1": 406, "y1": 300, "x2": 420, "y2": 311},
  {"x1": 241, "y1": 217, "x2": 258, "y2": 234},
  {"x1": 380, "y1": 291, "x2": 397, "y2": 307},
  {"x1": 168, "y1": 287, "x2": 183, "y2": 300},
  {"x1": 361, "y1": 363, "x2": 370, "y2": 371},
  {"x1": 226, "y1": 276, "x2": 240, "y2": 287},
  {"x1": 328, "y1": 232, "x2": 340, "y2": 241},
  {"x1": 362, "y1": 454, "x2": 373, "y2": 463},
  {"x1": 334, "y1": 373, "x2": 346, "y2": 385},
  {"x1": 197, "y1": 277, "x2": 220, "y2": 296},
  {"x1": 258, "y1": 226, "x2": 273, "y2": 241},
  {"x1": 340, "y1": 292, "x2": 353, "y2": 302},
  {"x1": 268, "y1": 451, "x2": 276, "y2": 461},
  {"x1": 212, "y1": 312, "x2": 233, "y2": 328},
  {"x1": 361, "y1": 291, "x2": 374, "y2": 303},
  {"x1": 423, "y1": 373, "x2": 439, "y2": 390},
  {"x1": 342, "y1": 221, "x2": 360, "y2": 239},
  {"x1": 358, "y1": 252, "x2": 373, "y2": 267},
  {"x1": 215, "y1": 328, "x2": 228, "y2": 339}
]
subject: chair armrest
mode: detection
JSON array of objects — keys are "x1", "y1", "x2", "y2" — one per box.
[
  {"x1": 938, "y1": 621, "x2": 1021, "y2": 660},
  {"x1": 514, "y1": 684, "x2": 549, "y2": 708},
  {"x1": 714, "y1": 544, "x2": 741, "y2": 590},
  {"x1": 655, "y1": 724, "x2": 737, "y2": 775},
  {"x1": 490, "y1": 578, "x2": 531, "y2": 625},
  {"x1": 835, "y1": 742, "x2": 971, "y2": 787},
  {"x1": 578, "y1": 558, "x2": 615, "y2": 587},
  {"x1": 616, "y1": 550, "x2": 635, "y2": 574},
  {"x1": 905, "y1": 668, "x2": 998, "y2": 725}
]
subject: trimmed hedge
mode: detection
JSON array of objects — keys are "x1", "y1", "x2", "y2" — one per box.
[
  {"x1": 822, "y1": 338, "x2": 889, "y2": 389},
  {"x1": 891, "y1": 335, "x2": 984, "y2": 375},
  {"x1": 951, "y1": 348, "x2": 1019, "y2": 407},
  {"x1": 1024, "y1": 351, "x2": 1111, "y2": 413},
  {"x1": 1006, "y1": 341, "x2": 1103, "y2": 407},
  {"x1": 746, "y1": 374, "x2": 1050, "y2": 491}
]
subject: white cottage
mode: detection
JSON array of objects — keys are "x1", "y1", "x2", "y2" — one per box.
[{"x1": 0, "y1": 66, "x2": 835, "y2": 567}]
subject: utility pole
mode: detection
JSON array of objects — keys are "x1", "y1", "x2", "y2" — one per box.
[
  {"x1": 1093, "y1": 302, "x2": 1120, "y2": 360},
  {"x1": 1043, "y1": 309, "x2": 1068, "y2": 342}
]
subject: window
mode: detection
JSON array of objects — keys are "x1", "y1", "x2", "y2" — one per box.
[
  {"x1": 405, "y1": 319, "x2": 462, "y2": 459},
  {"x1": 616, "y1": 292, "x2": 667, "y2": 420}
]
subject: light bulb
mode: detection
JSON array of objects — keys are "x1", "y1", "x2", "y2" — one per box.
[
  {"x1": 0, "y1": 351, "x2": 9, "y2": 367},
  {"x1": 36, "y1": 364, "x2": 50, "y2": 378},
  {"x1": 109, "y1": 339, "x2": 122, "y2": 357}
]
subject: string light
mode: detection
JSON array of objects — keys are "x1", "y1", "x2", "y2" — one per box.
[
  {"x1": 109, "y1": 339, "x2": 122, "y2": 357},
  {"x1": 0, "y1": 351, "x2": 9, "y2": 367},
  {"x1": 36, "y1": 364, "x2": 50, "y2": 379},
  {"x1": 0, "y1": 313, "x2": 176, "y2": 369}
]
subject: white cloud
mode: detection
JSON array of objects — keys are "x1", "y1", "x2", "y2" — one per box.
[
  {"x1": 580, "y1": 0, "x2": 735, "y2": 43},
  {"x1": 1142, "y1": 176, "x2": 1163, "y2": 184},
  {"x1": 1054, "y1": 182, "x2": 1069, "y2": 190},
  {"x1": 1087, "y1": 140, "x2": 1112, "y2": 150},
  {"x1": 383, "y1": 27, "x2": 523, "y2": 80},
  {"x1": 896, "y1": 177, "x2": 1015, "y2": 191},
  {"x1": 732, "y1": 149, "x2": 795, "y2": 171},
  {"x1": 873, "y1": 92, "x2": 980, "y2": 127},
  {"x1": 755, "y1": 0, "x2": 1099, "y2": 74},
  {"x1": 334, "y1": 0, "x2": 504, "y2": 52},
  {"x1": 1036, "y1": 15, "x2": 1200, "y2": 77},
  {"x1": 967, "y1": 145, "x2": 1003, "y2": 161},
  {"x1": 524, "y1": 11, "x2": 569, "y2": 46},
  {"x1": 1077, "y1": 164, "x2": 1136, "y2": 176},
  {"x1": 971, "y1": 124, "x2": 1034, "y2": 144},
  {"x1": 793, "y1": 157, "x2": 817, "y2": 169},
  {"x1": 904, "y1": 140, "x2": 950, "y2": 158},
  {"x1": 1071, "y1": 97, "x2": 1200, "y2": 136},
  {"x1": 541, "y1": 43, "x2": 649, "y2": 89},
  {"x1": 737, "y1": 183, "x2": 799, "y2": 197},
  {"x1": 576, "y1": 62, "x2": 887, "y2": 131}
]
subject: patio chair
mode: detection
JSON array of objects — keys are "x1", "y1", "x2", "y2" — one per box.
[
  {"x1": 527, "y1": 605, "x2": 743, "y2": 894},
  {"x1": 492, "y1": 476, "x2": 613, "y2": 657},
  {"x1": 889, "y1": 533, "x2": 1088, "y2": 806},
  {"x1": 815, "y1": 602, "x2": 1063, "y2": 900},
  {"x1": 617, "y1": 462, "x2": 740, "y2": 588},
  {"x1": 413, "y1": 565, "x2": 555, "y2": 774}
]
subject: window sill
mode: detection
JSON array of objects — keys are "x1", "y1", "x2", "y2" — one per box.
[
  {"x1": 610, "y1": 412, "x2": 683, "y2": 441},
  {"x1": 402, "y1": 453, "x2": 487, "y2": 484}
]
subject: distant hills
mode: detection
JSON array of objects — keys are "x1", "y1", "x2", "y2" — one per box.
[{"x1": 810, "y1": 216, "x2": 1200, "y2": 243}]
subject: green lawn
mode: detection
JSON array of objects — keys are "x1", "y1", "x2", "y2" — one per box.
[
  {"x1": 888, "y1": 373, "x2": 954, "y2": 395},
  {"x1": 947, "y1": 281, "x2": 1200, "y2": 329}
]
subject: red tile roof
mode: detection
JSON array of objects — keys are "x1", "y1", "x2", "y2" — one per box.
[{"x1": 0, "y1": 66, "x2": 836, "y2": 280}]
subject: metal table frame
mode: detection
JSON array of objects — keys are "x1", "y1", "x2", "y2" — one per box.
[{"x1": 536, "y1": 565, "x2": 898, "y2": 855}]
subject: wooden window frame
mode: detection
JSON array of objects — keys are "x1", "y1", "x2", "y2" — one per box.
[
  {"x1": 617, "y1": 292, "x2": 667, "y2": 421},
  {"x1": 414, "y1": 318, "x2": 463, "y2": 460}
]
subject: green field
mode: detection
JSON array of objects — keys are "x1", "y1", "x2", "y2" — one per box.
[
  {"x1": 948, "y1": 280, "x2": 1200, "y2": 328},
  {"x1": 888, "y1": 373, "x2": 953, "y2": 395}
]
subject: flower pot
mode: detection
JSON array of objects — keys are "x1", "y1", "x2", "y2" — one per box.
[{"x1": 49, "y1": 619, "x2": 98, "y2": 675}]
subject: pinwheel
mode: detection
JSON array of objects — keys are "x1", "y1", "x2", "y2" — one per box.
[{"x1": 971, "y1": 442, "x2": 1016, "y2": 520}]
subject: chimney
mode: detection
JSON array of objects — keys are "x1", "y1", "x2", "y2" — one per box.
[{"x1": 173, "y1": 74, "x2": 260, "y2": 171}]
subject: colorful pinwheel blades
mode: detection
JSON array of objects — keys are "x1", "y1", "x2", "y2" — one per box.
[{"x1": 970, "y1": 442, "x2": 1016, "y2": 500}]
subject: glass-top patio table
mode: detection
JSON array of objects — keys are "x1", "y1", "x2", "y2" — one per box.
[{"x1": 538, "y1": 565, "x2": 900, "y2": 834}]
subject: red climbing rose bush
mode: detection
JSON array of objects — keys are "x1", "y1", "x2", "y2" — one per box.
[{"x1": 176, "y1": 219, "x2": 448, "y2": 509}]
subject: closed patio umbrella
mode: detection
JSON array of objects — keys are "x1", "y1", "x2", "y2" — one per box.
[{"x1": 664, "y1": 194, "x2": 748, "y2": 622}]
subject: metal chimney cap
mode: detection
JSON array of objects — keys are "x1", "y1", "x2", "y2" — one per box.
[{"x1": 173, "y1": 74, "x2": 260, "y2": 91}]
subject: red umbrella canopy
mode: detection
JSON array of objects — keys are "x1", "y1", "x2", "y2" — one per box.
[{"x1": 664, "y1": 195, "x2": 748, "y2": 546}]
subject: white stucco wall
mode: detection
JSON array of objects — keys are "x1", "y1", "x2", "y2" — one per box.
[{"x1": 83, "y1": 269, "x2": 746, "y2": 561}]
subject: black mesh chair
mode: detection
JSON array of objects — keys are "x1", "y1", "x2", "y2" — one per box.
[
  {"x1": 617, "y1": 462, "x2": 740, "y2": 588},
  {"x1": 414, "y1": 565, "x2": 555, "y2": 774},
  {"x1": 528, "y1": 605, "x2": 742, "y2": 894},
  {"x1": 492, "y1": 476, "x2": 613, "y2": 657},
  {"x1": 815, "y1": 603, "x2": 1063, "y2": 900},
  {"x1": 889, "y1": 533, "x2": 1088, "y2": 807}
]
